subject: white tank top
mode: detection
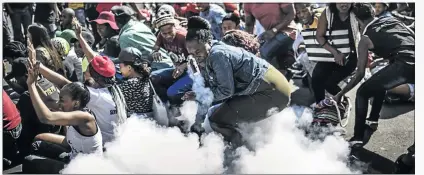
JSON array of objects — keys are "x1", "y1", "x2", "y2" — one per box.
[{"x1": 66, "y1": 115, "x2": 103, "y2": 159}]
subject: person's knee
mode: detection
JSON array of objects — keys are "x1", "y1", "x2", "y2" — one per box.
[
  {"x1": 209, "y1": 121, "x2": 243, "y2": 147},
  {"x1": 356, "y1": 85, "x2": 373, "y2": 99},
  {"x1": 30, "y1": 140, "x2": 43, "y2": 153}
]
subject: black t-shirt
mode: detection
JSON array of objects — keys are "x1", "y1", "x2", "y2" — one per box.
[
  {"x1": 365, "y1": 16, "x2": 415, "y2": 64},
  {"x1": 34, "y1": 3, "x2": 56, "y2": 23},
  {"x1": 8, "y1": 3, "x2": 31, "y2": 10}
]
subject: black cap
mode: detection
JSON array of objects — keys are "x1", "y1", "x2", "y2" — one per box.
[
  {"x1": 103, "y1": 36, "x2": 121, "y2": 58},
  {"x1": 116, "y1": 47, "x2": 151, "y2": 65},
  {"x1": 111, "y1": 5, "x2": 135, "y2": 17}
]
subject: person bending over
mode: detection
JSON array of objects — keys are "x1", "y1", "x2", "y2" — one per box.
[
  {"x1": 332, "y1": 3, "x2": 414, "y2": 148},
  {"x1": 184, "y1": 16, "x2": 291, "y2": 148}
]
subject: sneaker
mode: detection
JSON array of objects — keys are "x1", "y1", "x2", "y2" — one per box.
[
  {"x1": 348, "y1": 137, "x2": 364, "y2": 148},
  {"x1": 291, "y1": 62, "x2": 303, "y2": 71},
  {"x1": 363, "y1": 125, "x2": 376, "y2": 145},
  {"x1": 366, "y1": 120, "x2": 378, "y2": 131}
]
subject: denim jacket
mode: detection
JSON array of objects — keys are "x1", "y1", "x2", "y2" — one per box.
[{"x1": 204, "y1": 42, "x2": 270, "y2": 102}]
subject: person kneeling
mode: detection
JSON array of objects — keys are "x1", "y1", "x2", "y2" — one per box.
[{"x1": 22, "y1": 42, "x2": 102, "y2": 174}]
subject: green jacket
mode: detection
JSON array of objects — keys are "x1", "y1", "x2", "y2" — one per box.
[{"x1": 119, "y1": 20, "x2": 174, "y2": 70}]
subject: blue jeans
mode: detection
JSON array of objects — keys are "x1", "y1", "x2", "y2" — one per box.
[{"x1": 151, "y1": 68, "x2": 193, "y2": 105}]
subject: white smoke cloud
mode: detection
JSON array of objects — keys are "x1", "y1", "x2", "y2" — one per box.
[
  {"x1": 62, "y1": 117, "x2": 226, "y2": 174},
  {"x1": 176, "y1": 101, "x2": 198, "y2": 130},
  {"x1": 62, "y1": 106, "x2": 361, "y2": 174},
  {"x1": 187, "y1": 56, "x2": 214, "y2": 125},
  {"x1": 233, "y1": 108, "x2": 359, "y2": 174}
]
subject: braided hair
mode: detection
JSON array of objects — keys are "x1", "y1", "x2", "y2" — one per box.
[
  {"x1": 4, "y1": 41, "x2": 27, "y2": 59},
  {"x1": 222, "y1": 30, "x2": 260, "y2": 54},
  {"x1": 122, "y1": 59, "x2": 151, "y2": 77},
  {"x1": 186, "y1": 16, "x2": 213, "y2": 44},
  {"x1": 61, "y1": 82, "x2": 91, "y2": 110}
]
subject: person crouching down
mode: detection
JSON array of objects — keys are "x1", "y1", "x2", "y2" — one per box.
[
  {"x1": 115, "y1": 47, "x2": 154, "y2": 119},
  {"x1": 184, "y1": 16, "x2": 291, "y2": 148}
]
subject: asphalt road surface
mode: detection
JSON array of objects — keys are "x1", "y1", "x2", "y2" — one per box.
[
  {"x1": 3, "y1": 79, "x2": 414, "y2": 174},
  {"x1": 290, "y1": 79, "x2": 415, "y2": 174}
]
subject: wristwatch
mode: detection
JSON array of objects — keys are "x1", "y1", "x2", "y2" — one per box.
[{"x1": 272, "y1": 27, "x2": 278, "y2": 33}]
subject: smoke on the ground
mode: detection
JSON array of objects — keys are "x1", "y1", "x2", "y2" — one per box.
[{"x1": 62, "y1": 104, "x2": 361, "y2": 174}]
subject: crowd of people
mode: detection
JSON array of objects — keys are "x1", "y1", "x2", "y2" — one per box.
[{"x1": 3, "y1": 2, "x2": 415, "y2": 173}]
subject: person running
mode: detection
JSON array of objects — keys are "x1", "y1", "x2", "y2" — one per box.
[
  {"x1": 332, "y1": 3, "x2": 414, "y2": 148},
  {"x1": 312, "y1": 3, "x2": 360, "y2": 105},
  {"x1": 184, "y1": 16, "x2": 291, "y2": 147},
  {"x1": 28, "y1": 23, "x2": 65, "y2": 77},
  {"x1": 22, "y1": 50, "x2": 102, "y2": 173},
  {"x1": 150, "y1": 11, "x2": 192, "y2": 105},
  {"x1": 34, "y1": 22, "x2": 128, "y2": 145}
]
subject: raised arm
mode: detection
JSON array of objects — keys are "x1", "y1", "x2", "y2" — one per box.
[
  {"x1": 74, "y1": 19, "x2": 97, "y2": 62},
  {"x1": 28, "y1": 39, "x2": 71, "y2": 89},
  {"x1": 26, "y1": 61, "x2": 92, "y2": 126}
]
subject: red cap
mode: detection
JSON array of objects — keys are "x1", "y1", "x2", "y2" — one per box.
[
  {"x1": 181, "y1": 3, "x2": 199, "y2": 15},
  {"x1": 90, "y1": 55, "x2": 116, "y2": 77},
  {"x1": 90, "y1": 11, "x2": 119, "y2": 30},
  {"x1": 139, "y1": 9, "x2": 151, "y2": 22},
  {"x1": 224, "y1": 3, "x2": 238, "y2": 12}
]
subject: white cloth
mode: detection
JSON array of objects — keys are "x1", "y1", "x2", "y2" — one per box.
[
  {"x1": 254, "y1": 19, "x2": 265, "y2": 36},
  {"x1": 66, "y1": 124, "x2": 103, "y2": 159},
  {"x1": 292, "y1": 30, "x2": 317, "y2": 75},
  {"x1": 87, "y1": 86, "x2": 119, "y2": 145}
]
